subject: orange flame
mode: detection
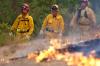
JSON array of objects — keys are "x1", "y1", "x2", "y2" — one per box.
[{"x1": 27, "y1": 39, "x2": 100, "y2": 66}]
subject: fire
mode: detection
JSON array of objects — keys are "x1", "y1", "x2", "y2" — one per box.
[
  {"x1": 95, "y1": 32, "x2": 100, "y2": 38},
  {"x1": 27, "y1": 38, "x2": 100, "y2": 66}
]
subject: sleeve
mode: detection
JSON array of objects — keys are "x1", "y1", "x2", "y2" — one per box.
[
  {"x1": 70, "y1": 12, "x2": 78, "y2": 28},
  {"x1": 27, "y1": 16, "x2": 34, "y2": 35},
  {"x1": 11, "y1": 16, "x2": 19, "y2": 32},
  {"x1": 87, "y1": 8, "x2": 96, "y2": 24},
  {"x1": 59, "y1": 16, "x2": 64, "y2": 32},
  {"x1": 41, "y1": 15, "x2": 48, "y2": 31}
]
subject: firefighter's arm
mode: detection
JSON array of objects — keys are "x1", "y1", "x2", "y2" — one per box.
[
  {"x1": 87, "y1": 8, "x2": 96, "y2": 24},
  {"x1": 59, "y1": 16, "x2": 64, "y2": 32},
  {"x1": 39, "y1": 16, "x2": 48, "y2": 35},
  {"x1": 41, "y1": 16, "x2": 48, "y2": 31},
  {"x1": 70, "y1": 13, "x2": 77, "y2": 28},
  {"x1": 11, "y1": 16, "x2": 19, "y2": 32},
  {"x1": 27, "y1": 16, "x2": 34, "y2": 36}
]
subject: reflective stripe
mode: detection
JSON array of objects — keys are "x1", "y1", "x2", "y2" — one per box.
[
  {"x1": 18, "y1": 29, "x2": 29, "y2": 33},
  {"x1": 21, "y1": 20, "x2": 29, "y2": 21},
  {"x1": 17, "y1": 18, "x2": 30, "y2": 32}
]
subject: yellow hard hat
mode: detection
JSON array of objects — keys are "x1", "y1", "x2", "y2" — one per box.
[{"x1": 51, "y1": 4, "x2": 59, "y2": 11}]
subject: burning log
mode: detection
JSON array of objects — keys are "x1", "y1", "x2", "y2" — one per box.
[
  {"x1": 27, "y1": 38, "x2": 100, "y2": 66},
  {"x1": 27, "y1": 52, "x2": 38, "y2": 60},
  {"x1": 67, "y1": 38, "x2": 100, "y2": 54},
  {"x1": 27, "y1": 46, "x2": 100, "y2": 66},
  {"x1": 27, "y1": 46, "x2": 57, "y2": 62}
]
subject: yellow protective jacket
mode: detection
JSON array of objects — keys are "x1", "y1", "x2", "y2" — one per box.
[
  {"x1": 11, "y1": 14, "x2": 34, "y2": 36},
  {"x1": 42, "y1": 14, "x2": 64, "y2": 33},
  {"x1": 70, "y1": 6, "x2": 96, "y2": 27},
  {"x1": 70, "y1": 7, "x2": 96, "y2": 27}
]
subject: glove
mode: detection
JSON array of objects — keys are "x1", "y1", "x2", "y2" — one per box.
[
  {"x1": 39, "y1": 30, "x2": 44, "y2": 35},
  {"x1": 9, "y1": 32, "x2": 13, "y2": 36},
  {"x1": 26, "y1": 35, "x2": 30, "y2": 40},
  {"x1": 59, "y1": 32, "x2": 62, "y2": 37},
  {"x1": 23, "y1": 33, "x2": 30, "y2": 40}
]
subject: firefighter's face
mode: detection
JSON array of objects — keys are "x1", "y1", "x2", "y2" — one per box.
[
  {"x1": 22, "y1": 6, "x2": 29, "y2": 14},
  {"x1": 51, "y1": 10, "x2": 58, "y2": 17},
  {"x1": 81, "y1": 2, "x2": 87, "y2": 9}
]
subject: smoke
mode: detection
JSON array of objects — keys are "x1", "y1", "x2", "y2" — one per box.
[
  {"x1": 63, "y1": 1, "x2": 100, "y2": 43},
  {"x1": 91, "y1": 0, "x2": 100, "y2": 24}
]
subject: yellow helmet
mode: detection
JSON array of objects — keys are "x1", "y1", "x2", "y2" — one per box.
[{"x1": 51, "y1": 4, "x2": 59, "y2": 11}]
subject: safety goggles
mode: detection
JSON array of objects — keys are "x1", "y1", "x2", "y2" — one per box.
[{"x1": 22, "y1": 6, "x2": 29, "y2": 11}]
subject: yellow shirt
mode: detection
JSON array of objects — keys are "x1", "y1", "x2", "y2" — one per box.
[
  {"x1": 11, "y1": 14, "x2": 34, "y2": 35},
  {"x1": 42, "y1": 14, "x2": 64, "y2": 33}
]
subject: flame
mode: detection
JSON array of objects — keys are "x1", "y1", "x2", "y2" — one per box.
[
  {"x1": 95, "y1": 32, "x2": 100, "y2": 38},
  {"x1": 27, "y1": 39, "x2": 100, "y2": 66}
]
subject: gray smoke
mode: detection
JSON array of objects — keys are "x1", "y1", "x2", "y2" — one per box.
[
  {"x1": 63, "y1": 0, "x2": 100, "y2": 43},
  {"x1": 91, "y1": 0, "x2": 100, "y2": 24}
]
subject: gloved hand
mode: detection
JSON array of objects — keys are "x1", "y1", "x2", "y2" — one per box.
[
  {"x1": 25, "y1": 35, "x2": 30, "y2": 40},
  {"x1": 59, "y1": 32, "x2": 62, "y2": 37},
  {"x1": 9, "y1": 32, "x2": 13, "y2": 36},
  {"x1": 39, "y1": 30, "x2": 44, "y2": 35},
  {"x1": 23, "y1": 33, "x2": 30, "y2": 40}
]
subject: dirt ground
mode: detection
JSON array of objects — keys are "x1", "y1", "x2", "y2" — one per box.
[
  {"x1": 0, "y1": 38, "x2": 67, "y2": 66},
  {"x1": 0, "y1": 28, "x2": 100, "y2": 66},
  {"x1": 0, "y1": 58, "x2": 67, "y2": 66}
]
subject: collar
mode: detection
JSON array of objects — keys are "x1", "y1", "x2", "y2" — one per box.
[
  {"x1": 51, "y1": 14, "x2": 59, "y2": 18},
  {"x1": 20, "y1": 14, "x2": 29, "y2": 18}
]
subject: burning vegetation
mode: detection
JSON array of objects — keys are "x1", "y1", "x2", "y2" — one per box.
[{"x1": 27, "y1": 38, "x2": 100, "y2": 66}]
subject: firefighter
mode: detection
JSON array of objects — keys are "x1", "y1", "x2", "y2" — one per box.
[
  {"x1": 40, "y1": 4, "x2": 64, "y2": 38},
  {"x1": 10, "y1": 3, "x2": 34, "y2": 41},
  {"x1": 70, "y1": 0, "x2": 96, "y2": 33}
]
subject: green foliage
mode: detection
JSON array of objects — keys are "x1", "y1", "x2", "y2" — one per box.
[
  {"x1": 29, "y1": 0, "x2": 58, "y2": 35},
  {"x1": 0, "y1": 33, "x2": 8, "y2": 46},
  {"x1": 0, "y1": 0, "x2": 79, "y2": 35},
  {"x1": 0, "y1": 22, "x2": 10, "y2": 32},
  {"x1": 0, "y1": 0, "x2": 99, "y2": 46},
  {"x1": 0, "y1": 0, "x2": 81, "y2": 45},
  {"x1": 0, "y1": 22, "x2": 11, "y2": 46},
  {"x1": 0, "y1": 0, "x2": 25, "y2": 24}
]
